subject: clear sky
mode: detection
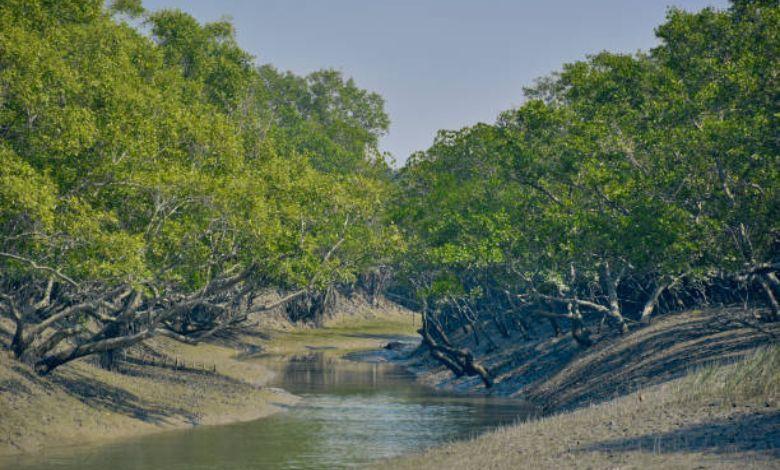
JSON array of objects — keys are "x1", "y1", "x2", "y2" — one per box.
[{"x1": 141, "y1": 0, "x2": 730, "y2": 165}]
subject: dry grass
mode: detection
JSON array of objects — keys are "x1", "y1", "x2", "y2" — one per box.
[
  {"x1": 376, "y1": 346, "x2": 780, "y2": 469},
  {"x1": 674, "y1": 345, "x2": 780, "y2": 406}
]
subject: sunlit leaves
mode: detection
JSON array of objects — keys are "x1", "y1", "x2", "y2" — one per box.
[
  {"x1": 0, "y1": 0, "x2": 395, "y2": 298},
  {"x1": 393, "y1": 0, "x2": 779, "y2": 309}
]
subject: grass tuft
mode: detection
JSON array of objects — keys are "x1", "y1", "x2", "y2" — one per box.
[{"x1": 675, "y1": 345, "x2": 780, "y2": 405}]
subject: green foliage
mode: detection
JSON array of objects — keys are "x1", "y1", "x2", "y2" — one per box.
[
  {"x1": 0, "y1": 145, "x2": 56, "y2": 231},
  {"x1": 392, "y1": 0, "x2": 779, "y2": 315},
  {"x1": 257, "y1": 65, "x2": 390, "y2": 174},
  {"x1": 0, "y1": 0, "x2": 395, "y2": 299},
  {"x1": 1, "y1": 0, "x2": 776, "y2": 343}
]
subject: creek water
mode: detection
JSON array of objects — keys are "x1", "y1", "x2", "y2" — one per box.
[{"x1": 2, "y1": 350, "x2": 534, "y2": 469}]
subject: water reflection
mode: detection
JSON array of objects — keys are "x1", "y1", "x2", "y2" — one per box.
[
  {"x1": 2, "y1": 353, "x2": 533, "y2": 469},
  {"x1": 270, "y1": 352, "x2": 418, "y2": 393}
]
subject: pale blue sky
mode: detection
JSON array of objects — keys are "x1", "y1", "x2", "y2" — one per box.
[{"x1": 142, "y1": 0, "x2": 730, "y2": 165}]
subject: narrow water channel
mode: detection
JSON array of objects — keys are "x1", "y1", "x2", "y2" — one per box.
[{"x1": 3, "y1": 352, "x2": 534, "y2": 469}]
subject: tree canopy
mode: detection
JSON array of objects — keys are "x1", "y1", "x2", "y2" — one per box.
[
  {"x1": 0, "y1": 0, "x2": 777, "y2": 380},
  {"x1": 389, "y1": 0, "x2": 778, "y2": 384},
  {"x1": 0, "y1": 0, "x2": 398, "y2": 372}
]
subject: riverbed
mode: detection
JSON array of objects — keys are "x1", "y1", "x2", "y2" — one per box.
[{"x1": 1, "y1": 351, "x2": 534, "y2": 469}]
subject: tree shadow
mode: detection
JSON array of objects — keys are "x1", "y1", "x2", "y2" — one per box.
[
  {"x1": 212, "y1": 328, "x2": 270, "y2": 347},
  {"x1": 436, "y1": 309, "x2": 777, "y2": 409},
  {"x1": 577, "y1": 411, "x2": 780, "y2": 458},
  {"x1": 206, "y1": 329, "x2": 270, "y2": 359},
  {"x1": 344, "y1": 332, "x2": 418, "y2": 341},
  {"x1": 113, "y1": 361, "x2": 255, "y2": 391},
  {"x1": 0, "y1": 377, "x2": 31, "y2": 396},
  {"x1": 9, "y1": 363, "x2": 196, "y2": 426},
  {"x1": 525, "y1": 310, "x2": 775, "y2": 410}
]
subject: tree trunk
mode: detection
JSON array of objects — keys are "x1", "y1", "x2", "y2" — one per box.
[
  {"x1": 601, "y1": 260, "x2": 629, "y2": 334},
  {"x1": 568, "y1": 301, "x2": 592, "y2": 347},
  {"x1": 475, "y1": 320, "x2": 498, "y2": 350},
  {"x1": 757, "y1": 274, "x2": 780, "y2": 321},
  {"x1": 36, "y1": 328, "x2": 157, "y2": 375},
  {"x1": 427, "y1": 314, "x2": 453, "y2": 347},
  {"x1": 99, "y1": 320, "x2": 126, "y2": 370},
  {"x1": 505, "y1": 294, "x2": 533, "y2": 339},
  {"x1": 492, "y1": 313, "x2": 510, "y2": 338},
  {"x1": 11, "y1": 314, "x2": 26, "y2": 359},
  {"x1": 548, "y1": 317, "x2": 562, "y2": 336},
  {"x1": 420, "y1": 316, "x2": 493, "y2": 388},
  {"x1": 764, "y1": 272, "x2": 780, "y2": 292},
  {"x1": 639, "y1": 274, "x2": 684, "y2": 324}
]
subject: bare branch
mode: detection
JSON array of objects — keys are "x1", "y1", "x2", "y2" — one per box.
[{"x1": 0, "y1": 252, "x2": 80, "y2": 288}]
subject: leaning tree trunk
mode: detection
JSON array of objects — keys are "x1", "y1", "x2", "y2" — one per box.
[
  {"x1": 4, "y1": 298, "x2": 33, "y2": 360},
  {"x1": 640, "y1": 279, "x2": 668, "y2": 324},
  {"x1": 420, "y1": 310, "x2": 493, "y2": 388},
  {"x1": 504, "y1": 291, "x2": 532, "y2": 339},
  {"x1": 36, "y1": 327, "x2": 158, "y2": 375},
  {"x1": 639, "y1": 274, "x2": 685, "y2": 324},
  {"x1": 757, "y1": 273, "x2": 780, "y2": 321}
]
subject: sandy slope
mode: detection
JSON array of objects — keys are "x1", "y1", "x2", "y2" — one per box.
[
  {"x1": 0, "y1": 294, "x2": 416, "y2": 457},
  {"x1": 378, "y1": 309, "x2": 780, "y2": 469},
  {"x1": 0, "y1": 333, "x2": 297, "y2": 456}
]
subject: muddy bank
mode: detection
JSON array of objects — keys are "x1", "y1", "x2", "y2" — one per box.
[
  {"x1": 377, "y1": 346, "x2": 779, "y2": 469},
  {"x1": 397, "y1": 308, "x2": 778, "y2": 408},
  {"x1": 375, "y1": 310, "x2": 779, "y2": 469},
  {"x1": 0, "y1": 297, "x2": 417, "y2": 457},
  {"x1": 0, "y1": 334, "x2": 298, "y2": 457}
]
